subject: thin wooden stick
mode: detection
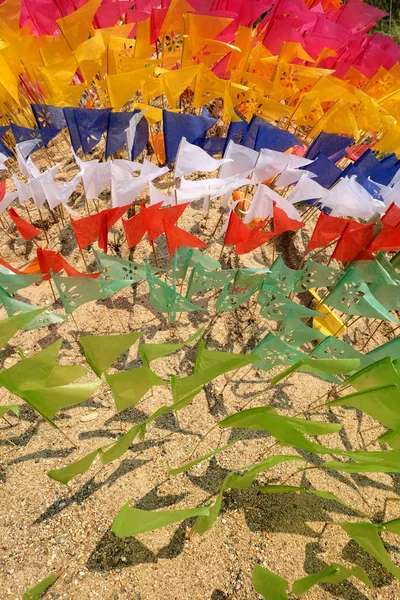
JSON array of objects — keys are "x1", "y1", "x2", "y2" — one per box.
[
  {"x1": 360, "y1": 320, "x2": 383, "y2": 351},
  {"x1": 38, "y1": 207, "x2": 49, "y2": 244}
]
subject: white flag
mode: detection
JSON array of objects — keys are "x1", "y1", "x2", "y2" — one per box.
[
  {"x1": 0, "y1": 191, "x2": 17, "y2": 214},
  {"x1": 218, "y1": 140, "x2": 258, "y2": 179},
  {"x1": 29, "y1": 165, "x2": 60, "y2": 208},
  {"x1": 13, "y1": 174, "x2": 32, "y2": 204},
  {"x1": 287, "y1": 173, "x2": 329, "y2": 204},
  {"x1": 242, "y1": 184, "x2": 302, "y2": 224},
  {"x1": 380, "y1": 181, "x2": 400, "y2": 208},
  {"x1": 174, "y1": 137, "x2": 232, "y2": 178},
  {"x1": 275, "y1": 168, "x2": 317, "y2": 187},
  {"x1": 112, "y1": 159, "x2": 142, "y2": 173},
  {"x1": 111, "y1": 173, "x2": 147, "y2": 208},
  {"x1": 0, "y1": 152, "x2": 8, "y2": 171},
  {"x1": 322, "y1": 176, "x2": 385, "y2": 219},
  {"x1": 141, "y1": 158, "x2": 169, "y2": 181},
  {"x1": 125, "y1": 110, "x2": 146, "y2": 158},
  {"x1": 16, "y1": 140, "x2": 40, "y2": 178},
  {"x1": 42, "y1": 175, "x2": 81, "y2": 214},
  {"x1": 251, "y1": 148, "x2": 313, "y2": 184},
  {"x1": 149, "y1": 182, "x2": 173, "y2": 206}
]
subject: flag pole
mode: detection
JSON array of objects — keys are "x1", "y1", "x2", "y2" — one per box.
[{"x1": 38, "y1": 207, "x2": 49, "y2": 244}]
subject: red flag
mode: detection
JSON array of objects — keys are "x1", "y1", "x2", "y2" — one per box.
[
  {"x1": 381, "y1": 202, "x2": 400, "y2": 228},
  {"x1": 331, "y1": 222, "x2": 375, "y2": 262},
  {"x1": 37, "y1": 248, "x2": 101, "y2": 280},
  {"x1": 236, "y1": 220, "x2": 275, "y2": 255},
  {"x1": 123, "y1": 202, "x2": 189, "y2": 248},
  {"x1": 70, "y1": 205, "x2": 130, "y2": 251},
  {"x1": 8, "y1": 208, "x2": 40, "y2": 241},
  {"x1": 273, "y1": 204, "x2": 304, "y2": 236},
  {"x1": 163, "y1": 220, "x2": 206, "y2": 255},
  {"x1": 0, "y1": 180, "x2": 6, "y2": 203},
  {"x1": 306, "y1": 212, "x2": 351, "y2": 252},
  {"x1": 223, "y1": 211, "x2": 251, "y2": 246},
  {"x1": 369, "y1": 224, "x2": 400, "y2": 252}
]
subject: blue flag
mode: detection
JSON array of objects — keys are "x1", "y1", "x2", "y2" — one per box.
[
  {"x1": 339, "y1": 163, "x2": 384, "y2": 200},
  {"x1": 301, "y1": 152, "x2": 342, "y2": 188},
  {"x1": 74, "y1": 108, "x2": 112, "y2": 154},
  {"x1": 242, "y1": 116, "x2": 300, "y2": 151},
  {"x1": 204, "y1": 137, "x2": 225, "y2": 156},
  {"x1": 0, "y1": 126, "x2": 12, "y2": 157},
  {"x1": 370, "y1": 156, "x2": 400, "y2": 186},
  {"x1": 306, "y1": 132, "x2": 354, "y2": 160},
  {"x1": 10, "y1": 123, "x2": 59, "y2": 153},
  {"x1": 63, "y1": 107, "x2": 81, "y2": 152},
  {"x1": 163, "y1": 110, "x2": 216, "y2": 165},
  {"x1": 31, "y1": 104, "x2": 67, "y2": 131},
  {"x1": 223, "y1": 120, "x2": 248, "y2": 152},
  {"x1": 105, "y1": 110, "x2": 148, "y2": 159}
]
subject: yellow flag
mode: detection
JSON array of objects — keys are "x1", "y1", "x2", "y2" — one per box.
[
  {"x1": 309, "y1": 99, "x2": 359, "y2": 140},
  {"x1": 374, "y1": 128, "x2": 400, "y2": 157},
  {"x1": 351, "y1": 88, "x2": 394, "y2": 132},
  {"x1": 277, "y1": 42, "x2": 314, "y2": 64},
  {"x1": 192, "y1": 67, "x2": 225, "y2": 107},
  {"x1": 39, "y1": 56, "x2": 79, "y2": 101},
  {"x1": 223, "y1": 82, "x2": 242, "y2": 123},
  {"x1": 160, "y1": 65, "x2": 201, "y2": 107},
  {"x1": 160, "y1": 0, "x2": 194, "y2": 35},
  {"x1": 57, "y1": 0, "x2": 102, "y2": 51},
  {"x1": 182, "y1": 34, "x2": 240, "y2": 69},
  {"x1": 274, "y1": 63, "x2": 334, "y2": 94},
  {"x1": 106, "y1": 66, "x2": 154, "y2": 109},
  {"x1": 74, "y1": 32, "x2": 106, "y2": 85},
  {"x1": 50, "y1": 82, "x2": 86, "y2": 107},
  {"x1": 255, "y1": 97, "x2": 293, "y2": 122},
  {"x1": 291, "y1": 94, "x2": 324, "y2": 127},
  {"x1": 343, "y1": 66, "x2": 369, "y2": 89},
  {"x1": 39, "y1": 35, "x2": 72, "y2": 66},
  {"x1": 135, "y1": 18, "x2": 154, "y2": 59},
  {"x1": 134, "y1": 102, "x2": 163, "y2": 125},
  {"x1": 362, "y1": 66, "x2": 398, "y2": 100},
  {"x1": 227, "y1": 26, "x2": 253, "y2": 73},
  {"x1": 0, "y1": 0, "x2": 24, "y2": 43},
  {"x1": 185, "y1": 13, "x2": 233, "y2": 39},
  {"x1": 141, "y1": 77, "x2": 163, "y2": 104},
  {"x1": 0, "y1": 52, "x2": 19, "y2": 103}
]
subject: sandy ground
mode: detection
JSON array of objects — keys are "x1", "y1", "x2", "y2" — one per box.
[{"x1": 0, "y1": 138, "x2": 400, "y2": 600}]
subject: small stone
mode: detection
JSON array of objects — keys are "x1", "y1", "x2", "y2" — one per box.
[{"x1": 80, "y1": 412, "x2": 98, "y2": 422}]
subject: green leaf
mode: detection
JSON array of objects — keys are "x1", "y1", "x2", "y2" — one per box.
[
  {"x1": 22, "y1": 572, "x2": 59, "y2": 600},
  {"x1": 79, "y1": 331, "x2": 142, "y2": 377},
  {"x1": 47, "y1": 448, "x2": 102, "y2": 484},
  {"x1": 194, "y1": 481, "x2": 226, "y2": 535},
  {"x1": 283, "y1": 416, "x2": 342, "y2": 436},
  {"x1": 100, "y1": 423, "x2": 143, "y2": 464},
  {"x1": 105, "y1": 367, "x2": 167, "y2": 412},
  {"x1": 252, "y1": 564, "x2": 289, "y2": 600},
  {"x1": 112, "y1": 504, "x2": 210, "y2": 537},
  {"x1": 327, "y1": 384, "x2": 400, "y2": 431},
  {"x1": 341, "y1": 521, "x2": 400, "y2": 580},
  {"x1": 138, "y1": 327, "x2": 203, "y2": 368},
  {"x1": 382, "y1": 518, "x2": 400, "y2": 535},
  {"x1": 0, "y1": 308, "x2": 46, "y2": 349},
  {"x1": 0, "y1": 404, "x2": 19, "y2": 418},
  {"x1": 0, "y1": 339, "x2": 63, "y2": 395},
  {"x1": 319, "y1": 460, "x2": 400, "y2": 474},
  {"x1": 257, "y1": 485, "x2": 363, "y2": 515},
  {"x1": 292, "y1": 563, "x2": 372, "y2": 596},
  {"x1": 22, "y1": 381, "x2": 102, "y2": 427},
  {"x1": 270, "y1": 358, "x2": 360, "y2": 385}
]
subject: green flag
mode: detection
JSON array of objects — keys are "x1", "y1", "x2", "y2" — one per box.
[
  {"x1": 292, "y1": 563, "x2": 372, "y2": 596},
  {"x1": 324, "y1": 268, "x2": 398, "y2": 322},
  {"x1": 105, "y1": 367, "x2": 167, "y2": 411},
  {"x1": 171, "y1": 344, "x2": 256, "y2": 405},
  {"x1": 252, "y1": 565, "x2": 289, "y2": 600},
  {"x1": 0, "y1": 285, "x2": 66, "y2": 329},
  {"x1": 269, "y1": 254, "x2": 301, "y2": 293},
  {"x1": 251, "y1": 332, "x2": 307, "y2": 372},
  {"x1": 347, "y1": 258, "x2": 396, "y2": 285},
  {"x1": 345, "y1": 357, "x2": 400, "y2": 392},
  {"x1": 376, "y1": 251, "x2": 400, "y2": 280},
  {"x1": 79, "y1": 331, "x2": 142, "y2": 377},
  {"x1": 216, "y1": 282, "x2": 259, "y2": 312},
  {"x1": 367, "y1": 336, "x2": 400, "y2": 363},
  {"x1": 293, "y1": 258, "x2": 340, "y2": 293},
  {"x1": 0, "y1": 272, "x2": 42, "y2": 294},
  {"x1": 280, "y1": 309, "x2": 325, "y2": 346},
  {"x1": 146, "y1": 264, "x2": 203, "y2": 323},
  {"x1": 51, "y1": 271, "x2": 104, "y2": 314},
  {"x1": 94, "y1": 249, "x2": 159, "y2": 282},
  {"x1": 0, "y1": 307, "x2": 47, "y2": 349},
  {"x1": 258, "y1": 282, "x2": 320, "y2": 320},
  {"x1": 391, "y1": 251, "x2": 400, "y2": 270},
  {"x1": 234, "y1": 267, "x2": 275, "y2": 289},
  {"x1": 370, "y1": 282, "x2": 400, "y2": 311},
  {"x1": 22, "y1": 572, "x2": 59, "y2": 600},
  {"x1": 186, "y1": 264, "x2": 235, "y2": 298},
  {"x1": 138, "y1": 327, "x2": 203, "y2": 368},
  {"x1": 168, "y1": 246, "x2": 220, "y2": 282},
  {"x1": 270, "y1": 357, "x2": 361, "y2": 385},
  {"x1": 23, "y1": 380, "x2": 102, "y2": 427},
  {"x1": 0, "y1": 339, "x2": 62, "y2": 395},
  {"x1": 312, "y1": 336, "x2": 371, "y2": 372},
  {"x1": 328, "y1": 384, "x2": 400, "y2": 431}
]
